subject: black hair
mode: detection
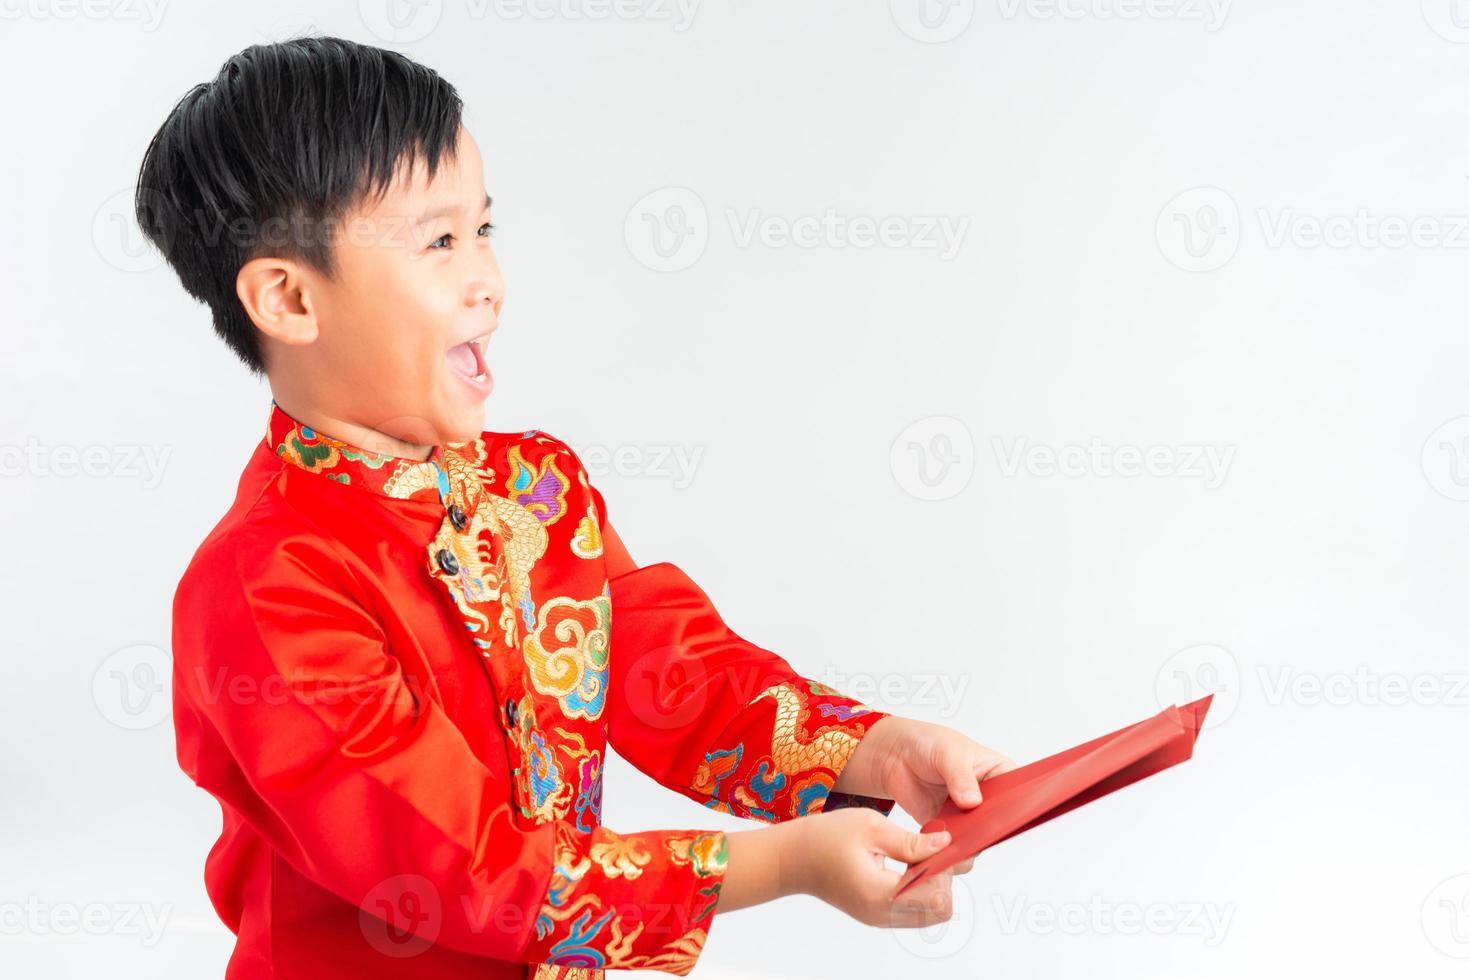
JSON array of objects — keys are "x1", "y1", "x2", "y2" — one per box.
[{"x1": 134, "y1": 35, "x2": 464, "y2": 376}]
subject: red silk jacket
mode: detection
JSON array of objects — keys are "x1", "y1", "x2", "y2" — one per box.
[{"x1": 170, "y1": 400, "x2": 895, "y2": 979}]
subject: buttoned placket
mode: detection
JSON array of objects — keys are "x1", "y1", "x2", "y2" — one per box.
[{"x1": 425, "y1": 444, "x2": 544, "y2": 828}]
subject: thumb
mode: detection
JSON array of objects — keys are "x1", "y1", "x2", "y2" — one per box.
[
  {"x1": 878, "y1": 821, "x2": 950, "y2": 865},
  {"x1": 944, "y1": 755, "x2": 984, "y2": 809}
]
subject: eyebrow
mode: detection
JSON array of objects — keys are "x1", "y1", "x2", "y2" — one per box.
[{"x1": 415, "y1": 193, "x2": 493, "y2": 225}]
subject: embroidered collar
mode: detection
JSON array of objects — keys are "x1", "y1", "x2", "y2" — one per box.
[{"x1": 265, "y1": 399, "x2": 492, "y2": 521}]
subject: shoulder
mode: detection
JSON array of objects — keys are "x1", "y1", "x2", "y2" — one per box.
[
  {"x1": 171, "y1": 506, "x2": 381, "y2": 699},
  {"x1": 173, "y1": 454, "x2": 364, "y2": 638},
  {"x1": 475, "y1": 428, "x2": 605, "y2": 555},
  {"x1": 478, "y1": 426, "x2": 585, "y2": 468},
  {"x1": 478, "y1": 427, "x2": 595, "y2": 504}
]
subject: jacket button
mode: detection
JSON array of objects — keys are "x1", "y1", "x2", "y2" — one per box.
[
  {"x1": 448, "y1": 503, "x2": 467, "y2": 532},
  {"x1": 504, "y1": 698, "x2": 519, "y2": 727},
  {"x1": 436, "y1": 548, "x2": 460, "y2": 575}
]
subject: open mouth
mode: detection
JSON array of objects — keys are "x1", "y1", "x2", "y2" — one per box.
[{"x1": 446, "y1": 333, "x2": 493, "y2": 390}]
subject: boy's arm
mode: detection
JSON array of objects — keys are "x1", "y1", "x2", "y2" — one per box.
[
  {"x1": 594, "y1": 489, "x2": 898, "y2": 823},
  {"x1": 173, "y1": 523, "x2": 730, "y2": 975}
]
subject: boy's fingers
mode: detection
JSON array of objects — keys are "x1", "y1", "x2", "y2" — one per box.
[{"x1": 888, "y1": 872, "x2": 954, "y2": 927}]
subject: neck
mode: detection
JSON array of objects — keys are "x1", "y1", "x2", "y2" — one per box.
[{"x1": 272, "y1": 396, "x2": 435, "y2": 461}]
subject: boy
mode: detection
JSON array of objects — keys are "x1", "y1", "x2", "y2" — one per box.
[{"x1": 140, "y1": 35, "x2": 1013, "y2": 979}]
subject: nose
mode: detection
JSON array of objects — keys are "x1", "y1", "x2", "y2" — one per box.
[{"x1": 469, "y1": 266, "x2": 505, "y2": 318}]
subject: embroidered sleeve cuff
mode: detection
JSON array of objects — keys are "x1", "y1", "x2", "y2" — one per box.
[
  {"x1": 691, "y1": 679, "x2": 896, "y2": 823},
  {"x1": 521, "y1": 824, "x2": 728, "y2": 976}
]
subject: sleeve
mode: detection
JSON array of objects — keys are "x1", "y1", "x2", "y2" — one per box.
[
  {"x1": 171, "y1": 523, "x2": 727, "y2": 975},
  {"x1": 590, "y1": 486, "x2": 898, "y2": 823}
]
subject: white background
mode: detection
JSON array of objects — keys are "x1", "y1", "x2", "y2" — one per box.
[{"x1": 3, "y1": 1, "x2": 1468, "y2": 977}]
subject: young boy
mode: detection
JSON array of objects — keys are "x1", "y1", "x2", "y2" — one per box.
[{"x1": 141, "y1": 35, "x2": 1013, "y2": 979}]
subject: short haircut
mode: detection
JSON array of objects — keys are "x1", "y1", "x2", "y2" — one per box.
[{"x1": 134, "y1": 35, "x2": 464, "y2": 376}]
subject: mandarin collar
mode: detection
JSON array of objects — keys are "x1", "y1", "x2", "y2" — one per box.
[{"x1": 265, "y1": 399, "x2": 492, "y2": 521}]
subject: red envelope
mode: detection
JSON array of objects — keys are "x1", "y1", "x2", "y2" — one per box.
[{"x1": 894, "y1": 695, "x2": 1212, "y2": 897}]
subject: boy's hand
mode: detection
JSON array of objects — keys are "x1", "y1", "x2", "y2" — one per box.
[
  {"x1": 784, "y1": 807, "x2": 960, "y2": 928},
  {"x1": 835, "y1": 715, "x2": 1017, "y2": 874}
]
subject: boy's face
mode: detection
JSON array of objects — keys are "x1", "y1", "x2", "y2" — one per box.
[{"x1": 294, "y1": 125, "x2": 504, "y2": 450}]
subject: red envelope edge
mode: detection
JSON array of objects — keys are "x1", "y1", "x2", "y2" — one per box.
[{"x1": 893, "y1": 695, "x2": 1212, "y2": 898}]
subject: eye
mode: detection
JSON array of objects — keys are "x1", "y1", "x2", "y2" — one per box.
[
  {"x1": 479, "y1": 221, "x2": 495, "y2": 238},
  {"x1": 429, "y1": 233, "x2": 453, "y2": 249}
]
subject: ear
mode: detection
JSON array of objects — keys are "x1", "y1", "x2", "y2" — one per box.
[{"x1": 236, "y1": 256, "x2": 319, "y2": 347}]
